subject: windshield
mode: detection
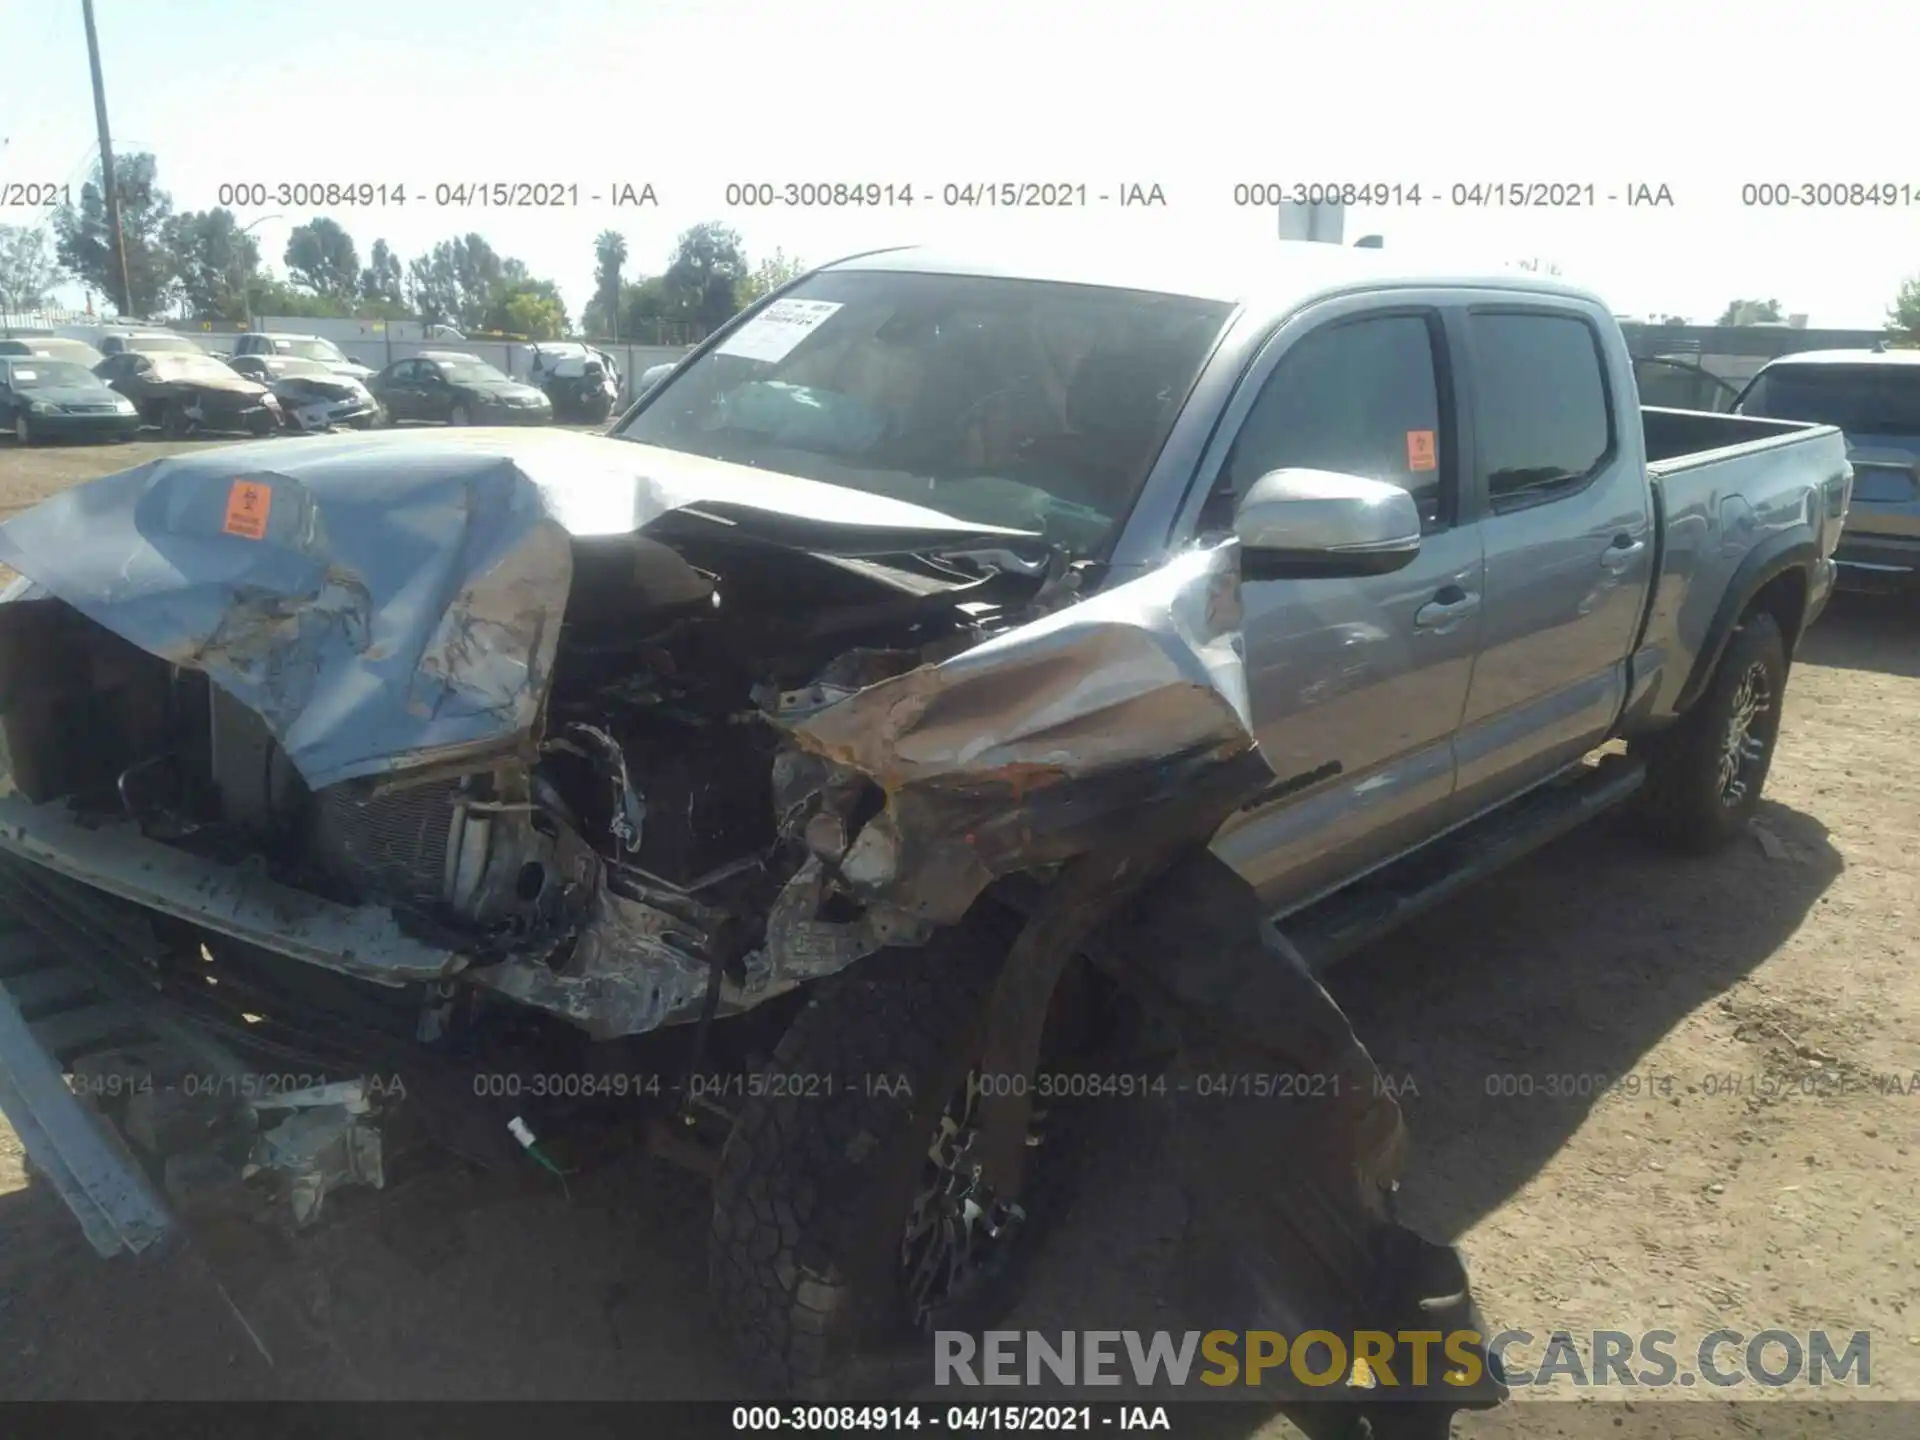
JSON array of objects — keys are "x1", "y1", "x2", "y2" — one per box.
[
  {"x1": 437, "y1": 358, "x2": 510, "y2": 385},
  {"x1": 7, "y1": 361, "x2": 99, "y2": 389},
  {"x1": 266, "y1": 357, "x2": 334, "y2": 379},
  {"x1": 126, "y1": 334, "x2": 203, "y2": 354},
  {"x1": 613, "y1": 270, "x2": 1233, "y2": 555},
  {"x1": 277, "y1": 338, "x2": 349, "y2": 363},
  {"x1": 1736, "y1": 363, "x2": 1920, "y2": 436},
  {"x1": 154, "y1": 354, "x2": 245, "y2": 381}
]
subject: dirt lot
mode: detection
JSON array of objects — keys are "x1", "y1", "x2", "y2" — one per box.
[{"x1": 0, "y1": 434, "x2": 1914, "y2": 1430}]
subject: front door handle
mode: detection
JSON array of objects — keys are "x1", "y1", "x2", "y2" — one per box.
[
  {"x1": 1414, "y1": 590, "x2": 1481, "y2": 630},
  {"x1": 1600, "y1": 538, "x2": 1646, "y2": 572}
]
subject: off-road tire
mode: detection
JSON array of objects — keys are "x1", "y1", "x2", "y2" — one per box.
[
  {"x1": 709, "y1": 914, "x2": 1039, "y2": 1397},
  {"x1": 1635, "y1": 607, "x2": 1788, "y2": 853}
]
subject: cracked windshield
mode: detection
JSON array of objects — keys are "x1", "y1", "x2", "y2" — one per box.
[{"x1": 616, "y1": 271, "x2": 1232, "y2": 555}]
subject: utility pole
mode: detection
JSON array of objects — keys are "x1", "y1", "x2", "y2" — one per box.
[{"x1": 81, "y1": 0, "x2": 134, "y2": 319}]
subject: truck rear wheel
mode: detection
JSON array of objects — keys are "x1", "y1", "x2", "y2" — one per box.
[
  {"x1": 1635, "y1": 608, "x2": 1787, "y2": 852},
  {"x1": 708, "y1": 913, "x2": 1046, "y2": 1397}
]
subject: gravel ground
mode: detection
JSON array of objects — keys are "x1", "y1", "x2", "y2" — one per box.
[{"x1": 0, "y1": 431, "x2": 1914, "y2": 1433}]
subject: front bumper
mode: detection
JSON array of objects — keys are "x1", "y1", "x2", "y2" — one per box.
[
  {"x1": 287, "y1": 398, "x2": 380, "y2": 432},
  {"x1": 0, "y1": 852, "x2": 407, "y2": 1258},
  {"x1": 0, "y1": 906, "x2": 178, "y2": 1258},
  {"x1": 21, "y1": 411, "x2": 140, "y2": 441}
]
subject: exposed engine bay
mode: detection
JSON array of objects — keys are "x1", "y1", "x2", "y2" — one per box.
[
  {"x1": 0, "y1": 431, "x2": 1264, "y2": 1042},
  {"x1": 0, "y1": 522, "x2": 1068, "y2": 1037}
]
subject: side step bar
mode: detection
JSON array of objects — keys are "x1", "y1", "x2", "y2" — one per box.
[{"x1": 1281, "y1": 753, "x2": 1647, "y2": 972}]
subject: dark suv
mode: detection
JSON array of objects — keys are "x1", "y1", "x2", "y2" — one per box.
[{"x1": 1734, "y1": 348, "x2": 1920, "y2": 592}]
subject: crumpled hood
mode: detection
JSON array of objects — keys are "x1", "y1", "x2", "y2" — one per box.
[{"x1": 0, "y1": 429, "x2": 1041, "y2": 792}]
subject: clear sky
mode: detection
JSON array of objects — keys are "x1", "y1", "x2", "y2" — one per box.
[{"x1": 4, "y1": 0, "x2": 1916, "y2": 328}]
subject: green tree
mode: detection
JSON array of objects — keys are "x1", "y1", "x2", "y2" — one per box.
[
  {"x1": 51, "y1": 152, "x2": 176, "y2": 316},
  {"x1": 247, "y1": 275, "x2": 355, "y2": 319},
  {"x1": 284, "y1": 217, "x2": 361, "y2": 299},
  {"x1": 159, "y1": 208, "x2": 262, "y2": 319},
  {"x1": 483, "y1": 278, "x2": 568, "y2": 339},
  {"x1": 1716, "y1": 298, "x2": 1784, "y2": 326},
  {"x1": 588, "y1": 229, "x2": 628, "y2": 339},
  {"x1": 0, "y1": 225, "x2": 63, "y2": 313},
  {"x1": 407, "y1": 233, "x2": 505, "y2": 330},
  {"x1": 1886, "y1": 276, "x2": 1920, "y2": 344},
  {"x1": 360, "y1": 238, "x2": 406, "y2": 307},
  {"x1": 738, "y1": 247, "x2": 807, "y2": 307},
  {"x1": 662, "y1": 221, "x2": 749, "y2": 334}
]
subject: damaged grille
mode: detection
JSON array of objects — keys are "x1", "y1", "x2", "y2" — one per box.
[{"x1": 308, "y1": 780, "x2": 463, "y2": 906}]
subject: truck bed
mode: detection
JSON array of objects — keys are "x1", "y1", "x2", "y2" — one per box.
[
  {"x1": 1642, "y1": 404, "x2": 1832, "y2": 472},
  {"x1": 1631, "y1": 406, "x2": 1851, "y2": 723}
]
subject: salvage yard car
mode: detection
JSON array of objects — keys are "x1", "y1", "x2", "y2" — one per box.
[
  {"x1": 230, "y1": 331, "x2": 378, "y2": 382},
  {"x1": 0, "y1": 357, "x2": 140, "y2": 444},
  {"x1": 1733, "y1": 346, "x2": 1920, "y2": 593},
  {"x1": 225, "y1": 353, "x2": 382, "y2": 433},
  {"x1": 367, "y1": 350, "x2": 552, "y2": 426},
  {"x1": 96, "y1": 330, "x2": 213, "y2": 360},
  {"x1": 0, "y1": 241, "x2": 1852, "y2": 1410},
  {"x1": 0, "y1": 336, "x2": 107, "y2": 370},
  {"x1": 94, "y1": 350, "x2": 281, "y2": 437}
]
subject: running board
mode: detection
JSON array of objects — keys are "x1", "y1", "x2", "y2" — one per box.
[{"x1": 1280, "y1": 753, "x2": 1647, "y2": 973}]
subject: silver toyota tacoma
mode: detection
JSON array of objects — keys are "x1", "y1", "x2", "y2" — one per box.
[{"x1": 0, "y1": 240, "x2": 1852, "y2": 1417}]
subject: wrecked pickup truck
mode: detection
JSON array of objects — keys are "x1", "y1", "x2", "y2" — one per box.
[{"x1": 0, "y1": 241, "x2": 1852, "y2": 1408}]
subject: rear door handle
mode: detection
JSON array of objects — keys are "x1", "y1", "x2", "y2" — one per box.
[
  {"x1": 1600, "y1": 538, "x2": 1646, "y2": 572},
  {"x1": 1414, "y1": 591, "x2": 1481, "y2": 630}
]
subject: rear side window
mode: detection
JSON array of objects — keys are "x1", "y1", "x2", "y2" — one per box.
[
  {"x1": 1736, "y1": 364, "x2": 1920, "y2": 435},
  {"x1": 1470, "y1": 312, "x2": 1612, "y2": 508},
  {"x1": 1223, "y1": 314, "x2": 1451, "y2": 526}
]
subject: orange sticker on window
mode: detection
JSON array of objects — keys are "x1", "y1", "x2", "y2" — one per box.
[
  {"x1": 1406, "y1": 429, "x2": 1438, "y2": 472},
  {"x1": 223, "y1": 478, "x2": 272, "y2": 539}
]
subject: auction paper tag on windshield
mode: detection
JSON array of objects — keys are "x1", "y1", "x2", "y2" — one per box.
[
  {"x1": 222, "y1": 478, "x2": 273, "y2": 540},
  {"x1": 1406, "y1": 429, "x2": 1438, "y2": 472},
  {"x1": 715, "y1": 298, "x2": 844, "y2": 364}
]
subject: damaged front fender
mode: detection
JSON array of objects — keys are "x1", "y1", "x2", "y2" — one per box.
[{"x1": 757, "y1": 539, "x2": 1275, "y2": 982}]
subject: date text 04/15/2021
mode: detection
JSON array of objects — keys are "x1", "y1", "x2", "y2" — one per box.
[{"x1": 730, "y1": 1405, "x2": 1171, "y2": 1432}]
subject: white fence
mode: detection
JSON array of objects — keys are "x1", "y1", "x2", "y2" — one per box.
[{"x1": 241, "y1": 322, "x2": 692, "y2": 394}]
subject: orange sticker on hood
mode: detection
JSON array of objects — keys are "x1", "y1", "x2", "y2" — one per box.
[
  {"x1": 223, "y1": 478, "x2": 272, "y2": 539},
  {"x1": 1406, "y1": 429, "x2": 1437, "y2": 472}
]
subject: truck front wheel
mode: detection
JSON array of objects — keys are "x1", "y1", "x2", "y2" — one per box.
[
  {"x1": 708, "y1": 914, "x2": 1047, "y2": 1397},
  {"x1": 1635, "y1": 607, "x2": 1788, "y2": 852}
]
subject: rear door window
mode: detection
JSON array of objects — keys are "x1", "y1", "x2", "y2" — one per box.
[{"x1": 1469, "y1": 312, "x2": 1614, "y2": 510}]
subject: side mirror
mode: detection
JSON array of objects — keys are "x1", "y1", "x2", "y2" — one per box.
[
  {"x1": 1232, "y1": 468, "x2": 1423, "y2": 580},
  {"x1": 637, "y1": 362, "x2": 674, "y2": 392}
]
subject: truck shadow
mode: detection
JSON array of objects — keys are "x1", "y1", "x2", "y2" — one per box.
[
  {"x1": 1797, "y1": 592, "x2": 1920, "y2": 678},
  {"x1": 1327, "y1": 797, "x2": 1844, "y2": 1247}
]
